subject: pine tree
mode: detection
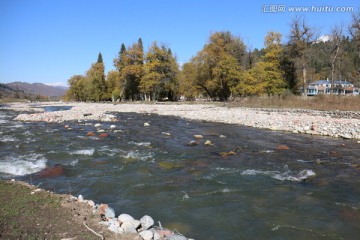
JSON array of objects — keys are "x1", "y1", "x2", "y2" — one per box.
[{"x1": 97, "y1": 52, "x2": 103, "y2": 63}]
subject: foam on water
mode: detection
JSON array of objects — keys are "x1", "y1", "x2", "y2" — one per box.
[
  {"x1": 123, "y1": 150, "x2": 154, "y2": 161},
  {"x1": 0, "y1": 153, "x2": 47, "y2": 176},
  {"x1": 128, "y1": 141, "x2": 151, "y2": 147},
  {"x1": 241, "y1": 169, "x2": 315, "y2": 182},
  {"x1": 69, "y1": 159, "x2": 79, "y2": 166},
  {"x1": 71, "y1": 149, "x2": 95, "y2": 156},
  {"x1": 0, "y1": 135, "x2": 19, "y2": 142}
]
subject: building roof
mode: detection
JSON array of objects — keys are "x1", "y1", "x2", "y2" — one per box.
[{"x1": 309, "y1": 80, "x2": 353, "y2": 85}]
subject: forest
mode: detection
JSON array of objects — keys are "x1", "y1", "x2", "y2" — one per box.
[{"x1": 65, "y1": 14, "x2": 360, "y2": 102}]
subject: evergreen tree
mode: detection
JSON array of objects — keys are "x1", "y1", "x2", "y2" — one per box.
[
  {"x1": 97, "y1": 52, "x2": 103, "y2": 63},
  {"x1": 120, "y1": 40, "x2": 144, "y2": 101}
]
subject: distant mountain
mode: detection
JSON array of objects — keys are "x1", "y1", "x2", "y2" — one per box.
[{"x1": 4, "y1": 82, "x2": 68, "y2": 97}]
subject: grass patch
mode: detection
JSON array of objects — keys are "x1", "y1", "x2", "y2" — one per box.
[{"x1": 228, "y1": 95, "x2": 360, "y2": 111}]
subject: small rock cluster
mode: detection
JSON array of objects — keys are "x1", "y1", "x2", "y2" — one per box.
[{"x1": 75, "y1": 195, "x2": 192, "y2": 240}]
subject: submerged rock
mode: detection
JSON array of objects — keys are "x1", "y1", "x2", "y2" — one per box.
[
  {"x1": 86, "y1": 131, "x2": 96, "y2": 136},
  {"x1": 276, "y1": 145, "x2": 290, "y2": 150},
  {"x1": 193, "y1": 134, "x2": 204, "y2": 139},
  {"x1": 204, "y1": 140, "x2": 212, "y2": 145},
  {"x1": 37, "y1": 164, "x2": 64, "y2": 178},
  {"x1": 186, "y1": 140, "x2": 198, "y2": 146},
  {"x1": 94, "y1": 123, "x2": 102, "y2": 128},
  {"x1": 144, "y1": 122, "x2": 150, "y2": 127},
  {"x1": 219, "y1": 151, "x2": 237, "y2": 157}
]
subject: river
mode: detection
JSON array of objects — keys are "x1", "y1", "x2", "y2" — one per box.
[{"x1": 0, "y1": 106, "x2": 359, "y2": 239}]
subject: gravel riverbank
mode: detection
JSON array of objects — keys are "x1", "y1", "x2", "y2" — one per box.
[{"x1": 7, "y1": 102, "x2": 360, "y2": 140}]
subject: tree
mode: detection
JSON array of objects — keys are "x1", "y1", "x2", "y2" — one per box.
[
  {"x1": 262, "y1": 32, "x2": 287, "y2": 95},
  {"x1": 97, "y1": 52, "x2": 103, "y2": 63},
  {"x1": 328, "y1": 25, "x2": 343, "y2": 93},
  {"x1": 182, "y1": 31, "x2": 246, "y2": 101},
  {"x1": 66, "y1": 75, "x2": 86, "y2": 101},
  {"x1": 141, "y1": 42, "x2": 179, "y2": 101},
  {"x1": 288, "y1": 16, "x2": 316, "y2": 95},
  {"x1": 105, "y1": 70, "x2": 121, "y2": 101},
  {"x1": 119, "y1": 40, "x2": 144, "y2": 101},
  {"x1": 114, "y1": 43, "x2": 127, "y2": 99},
  {"x1": 85, "y1": 53, "x2": 106, "y2": 101}
]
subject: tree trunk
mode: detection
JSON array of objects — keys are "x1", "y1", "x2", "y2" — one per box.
[{"x1": 302, "y1": 64, "x2": 307, "y2": 96}]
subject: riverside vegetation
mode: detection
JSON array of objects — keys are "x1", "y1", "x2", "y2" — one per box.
[{"x1": 64, "y1": 14, "x2": 360, "y2": 103}]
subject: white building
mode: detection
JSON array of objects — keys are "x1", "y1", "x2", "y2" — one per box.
[{"x1": 307, "y1": 80, "x2": 359, "y2": 96}]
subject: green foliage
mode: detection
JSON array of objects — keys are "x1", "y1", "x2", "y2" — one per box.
[
  {"x1": 66, "y1": 53, "x2": 106, "y2": 102},
  {"x1": 65, "y1": 15, "x2": 360, "y2": 102},
  {"x1": 182, "y1": 31, "x2": 246, "y2": 101},
  {"x1": 141, "y1": 42, "x2": 179, "y2": 101},
  {"x1": 120, "y1": 41, "x2": 144, "y2": 101}
]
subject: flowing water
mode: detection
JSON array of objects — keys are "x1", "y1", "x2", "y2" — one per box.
[{"x1": 1, "y1": 106, "x2": 360, "y2": 240}]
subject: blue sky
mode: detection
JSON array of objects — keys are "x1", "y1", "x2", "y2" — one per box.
[{"x1": 0, "y1": 0, "x2": 358, "y2": 87}]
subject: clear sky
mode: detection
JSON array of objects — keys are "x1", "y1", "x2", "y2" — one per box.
[{"x1": 0, "y1": 0, "x2": 358, "y2": 87}]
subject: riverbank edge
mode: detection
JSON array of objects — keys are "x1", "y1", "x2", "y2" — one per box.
[
  {"x1": 5, "y1": 102, "x2": 360, "y2": 141},
  {"x1": 0, "y1": 179, "x2": 141, "y2": 240},
  {"x1": 0, "y1": 179, "x2": 192, "y2": 240}
]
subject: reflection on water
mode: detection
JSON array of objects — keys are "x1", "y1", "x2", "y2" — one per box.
[{"x1": 0, "y1": 109, "x2": 360, "y2": 239}]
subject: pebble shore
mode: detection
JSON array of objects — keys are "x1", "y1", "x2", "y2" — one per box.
[{"x1": 8, "y1": 102, "x2": 360, "y2": 141}]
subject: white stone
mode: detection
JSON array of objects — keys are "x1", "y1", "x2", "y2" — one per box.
[
  {"x1": 153, "y1": 231, "x2": 161, "y2": 240},
  {"x1": 140, "y1": 215, "x2": 154, "y2": 230},
  {"x1": 121, "y1": 220, "x2": 140, "y2": 233},
  {"x1": 110, "y1": 125, "x2": 116, "y2": 129},
  {"x1": 94, "y1": 123, "x2": 102, "y2": 128},
  {"x1": 204, "y1": 140, "x2": 212, "y2": 145},
  {"x1": 167, "y1": 235, "x2": 187, "y2": 240},
  {"x1": 108, "y1": 224, "x2": 124, "y2": 234},
  {"x1": 303, "y1": 126, "x2": 310, "y2": 131},
  {"x1": 78, "y1": 194, "x2": 84, "y2": 202},
  {"x1": 105, "y1": 207, "x2": 116, "y2": 219},
  {"x1": 118, "y1": 213, "x2": 134, "y2": 223},
  {"x1": 219, "y1": 135, "x2": 226, "y2": 138},
  {"x1": 144, "y1": 122, "x2": 150, "y2": 127},
  {"x1": 194, "y1": 134, "x2": 203, "y2": 139},
  {"x1": 139, "y1": 230, "x2": 153, "y2": 240}
]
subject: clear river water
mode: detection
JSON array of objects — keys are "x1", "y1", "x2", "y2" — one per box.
[{"x1": 0, "y1": 106, "x2": 360, "y2": 240}]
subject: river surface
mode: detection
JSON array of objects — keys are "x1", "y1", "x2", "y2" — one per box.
[{"x1": 1, "y1": 106, "x2": 360, "y2": 240}]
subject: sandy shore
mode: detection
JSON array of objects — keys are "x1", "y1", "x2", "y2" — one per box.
[{"x1": 6, "y1": 101, "x2": 360, "y2": 140}]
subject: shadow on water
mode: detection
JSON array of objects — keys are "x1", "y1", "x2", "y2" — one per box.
[{"x1": 1, "y1": 110, "x2": 360, "y2": 239}]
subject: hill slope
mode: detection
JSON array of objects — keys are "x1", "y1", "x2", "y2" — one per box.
[{"x1": 5, "y1": 82, "x2": 67, "y2": 97}]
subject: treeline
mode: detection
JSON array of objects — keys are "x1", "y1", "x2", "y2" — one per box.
[{"x1": 65, "y1": 14, "x2": 360, "y2": 102}]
